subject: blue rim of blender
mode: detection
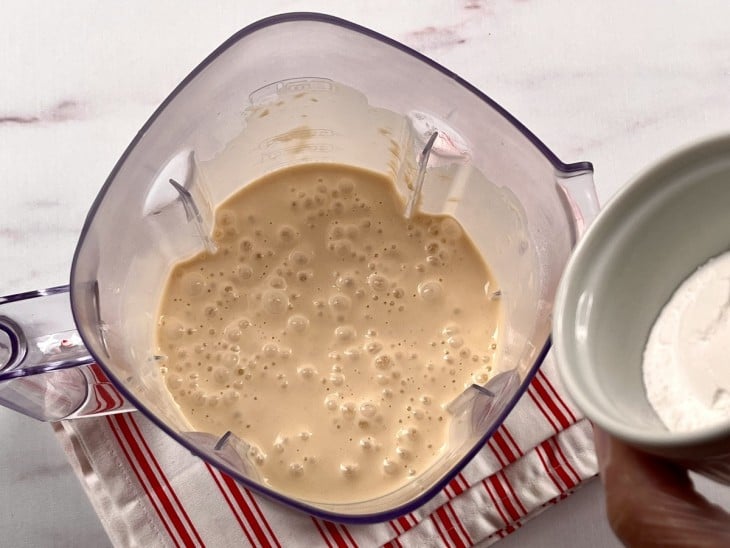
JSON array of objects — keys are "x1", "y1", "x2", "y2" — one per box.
[{"x1": 68, "y1": 12, "x2": 588, "y2": 524}]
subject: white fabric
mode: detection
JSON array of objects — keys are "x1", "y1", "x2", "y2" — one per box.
[{"x1": 53, "y1": 353, "x2": 597, "y2": 547}]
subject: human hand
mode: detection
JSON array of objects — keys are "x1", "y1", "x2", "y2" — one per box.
[{"x1": 593, "y1": 426, "x2": 730, "y2": 547}]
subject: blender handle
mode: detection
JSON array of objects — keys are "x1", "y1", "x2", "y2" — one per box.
[
  {"x1": 0, "y1": 285, "x2": 134, "y2": 421},
  {"x1": 557, "y1": 169, "x2": 601, "y2": 240}
]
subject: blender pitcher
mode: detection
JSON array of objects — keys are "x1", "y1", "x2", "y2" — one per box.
[{"x1": 0, "y1": 13, "x2": 598, "y2": 522}]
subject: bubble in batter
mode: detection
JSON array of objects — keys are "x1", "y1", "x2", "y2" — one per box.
[
  {"x1": 160, "y1": 316, "x2": 185, "y2": 340},
  {"x1": 382, "y1": 458, "x2": 399, "y2": 475},
  {"x1": 340, "y1": 463, "x2": 359, "y2": 477},
  {"x1": 297, "y1": 365, "x2": 317, "y2": 379},
  {"x1": 367, "y1": 273, "x2": 389, "y2": 292},
  {"x1": 359, "y1": 401, "x2": 377, "y2": 417},
  {"x1": 417, "y1": 280, "x2": 443, "y2": 301},
  {"x1": 181, "y1": 272, "x2": 206, "y2": 297},
  {"x1": 287, "y1": 314, "x2": 310, "y2": 333},
  {"x1": 278, "y1": 225, "x2": 298, "y2": 244},
  {"x1": 328, "y1": 293, "x2": 351, "y2": 312},
  {"x1": 334, "y1": 325, "x2": 356, "y2": 342},
  {"x1": 262, "y1": 289, "x2": 288, "y2": 314}
]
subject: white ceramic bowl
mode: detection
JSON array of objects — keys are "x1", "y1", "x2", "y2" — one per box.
[{"x1": 553, "y1": 134, "x2": 730, "y2": 482}]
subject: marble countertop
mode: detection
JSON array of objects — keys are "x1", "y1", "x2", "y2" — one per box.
[{"x1": 1, "y1": 1, "x2": 729, "y2": 546}]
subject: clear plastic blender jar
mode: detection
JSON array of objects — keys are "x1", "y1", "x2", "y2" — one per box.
[{"x1": 0, "y1": 13, "x2": 597, "y2": 522}]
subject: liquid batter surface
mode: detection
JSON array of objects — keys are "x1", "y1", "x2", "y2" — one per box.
[{"x1": 156, "y1": 164, "x2": 500, "y2": 502}]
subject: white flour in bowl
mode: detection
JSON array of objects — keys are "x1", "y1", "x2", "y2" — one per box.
[{"x1": 643, "y1": 250, "x2": 730, "y2": 432}]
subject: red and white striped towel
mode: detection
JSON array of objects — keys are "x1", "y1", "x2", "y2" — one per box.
[{"x1": 52, "y1": 352, "x2": 597, "y2": 547}]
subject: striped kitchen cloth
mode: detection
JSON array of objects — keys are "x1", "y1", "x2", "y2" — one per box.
[{"x1": 52, "y1": 352, "x2": 597, "y2": 547}]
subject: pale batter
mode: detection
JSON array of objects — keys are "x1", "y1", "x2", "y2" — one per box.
[{"x1": 156, "y1": 163, "x2": 501, "y2": 502}]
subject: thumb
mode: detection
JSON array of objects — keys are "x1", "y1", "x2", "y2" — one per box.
[{"x1": 593, "y1": 426, "x2": 730, "y2": 547}]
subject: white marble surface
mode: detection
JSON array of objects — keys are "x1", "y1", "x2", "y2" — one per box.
[{"x1": 1, "y1": 0, "x2": 730, "y2": 546}]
